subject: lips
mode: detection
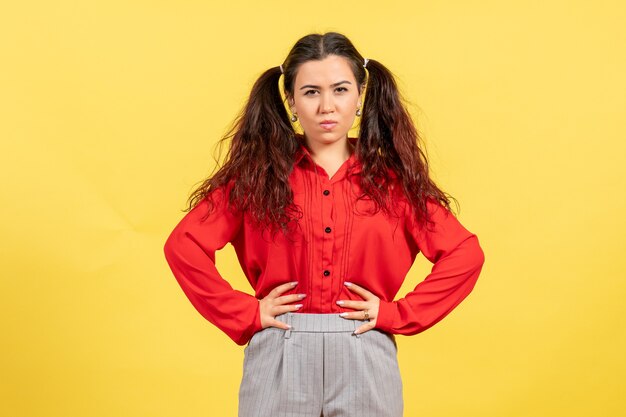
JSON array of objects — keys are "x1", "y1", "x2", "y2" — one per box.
[{"x1": 320, "y1": 120, "x2": 338, "y2": 130}]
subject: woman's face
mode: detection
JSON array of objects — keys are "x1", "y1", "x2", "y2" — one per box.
[{"x1": 288, "y1": 55, "x2": 363, "y2": 150}]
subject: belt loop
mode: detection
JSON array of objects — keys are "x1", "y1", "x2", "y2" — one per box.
[
  {"x1": 284, "y1": 313, "x2": 292, "y2": 339},
  {"x1": 353, "y1": 319, "x2": 361, "y2": 338}
]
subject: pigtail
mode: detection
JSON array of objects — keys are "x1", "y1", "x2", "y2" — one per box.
[
  {"x1": 185, "y1": 66, "x2": 302, "y2": 236},
  {"x1": 359, "y1": 59, "x2": 456, "y2": 229}
]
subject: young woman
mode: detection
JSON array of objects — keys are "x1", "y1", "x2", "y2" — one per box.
[{"x1": 163, "y1": 32, "x2": 485, "y2": 417}]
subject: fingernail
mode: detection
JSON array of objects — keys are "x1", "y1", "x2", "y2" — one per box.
[
  {"x1": 336, "y1": 300, "x2": 344, "y2": 305},
  {"x1": 339, "y1": 312, "x2": 348, "y2": 317},
  {"x1": 286, "y1": 324, "x2": 292, "y2": 329},
  {"x1": 294, "y1": 304, "x2": 303, "y2": 309},
  {"x1": 344, "y1": 282, "x2": 352, "y2": 287},
  {"x1": 291, "y1": 281, "x2": 298, "y2": 286},
  {"x1": 298, "y1": 294, "x2": 307, "y2": 298},
  {"x1": 352, "y1": 330, "x2": 359, "y2": 335}
]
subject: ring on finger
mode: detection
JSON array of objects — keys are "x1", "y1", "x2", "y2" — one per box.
[{"x1": 363, "y1": 310, "x2": 369, "y2": 320}]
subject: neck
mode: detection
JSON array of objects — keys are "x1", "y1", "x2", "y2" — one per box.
[{"x1": 305, "y1": 136, "x2": 355, "y2": 162}]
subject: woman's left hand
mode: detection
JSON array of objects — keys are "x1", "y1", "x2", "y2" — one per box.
[{"x1": 336, "y1": 282, "x2": 380, "y2": 335}]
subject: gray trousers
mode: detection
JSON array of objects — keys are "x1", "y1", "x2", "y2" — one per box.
[{"x1": 238, "y1": 312, "x2": 403, "y2": 417}]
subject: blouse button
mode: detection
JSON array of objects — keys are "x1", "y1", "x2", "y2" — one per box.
[
  {"x1": 325, "y1": 227, "x2": 332, "y2": 233},
  {"x1": 323, "y1": 189, "x2": 330, "y2": 196},
  {"x1": 323, "y1": 270, "x2": 330, "y2": 277}
]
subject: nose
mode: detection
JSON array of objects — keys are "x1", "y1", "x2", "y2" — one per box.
[{"x1": 321, "y1": 92, "x2": 334, "y2": 113}]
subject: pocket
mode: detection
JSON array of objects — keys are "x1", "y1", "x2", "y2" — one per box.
[
  {"x1": 244, "y1": 328, "x2": 263, "y2": 353},
  {"x1": 385, "y1": 332, "x2": 398, "y2": 351},
  {"x1": 245, "y1": 326, "x2": 277, "y2": 351},
  {"x1": 367, "y1": 329, "x2": 398, "y2": 352}
]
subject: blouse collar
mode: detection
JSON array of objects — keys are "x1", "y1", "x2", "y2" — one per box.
[{"x1": 293, "y1": 135, "x2": 362, "y2": 176}]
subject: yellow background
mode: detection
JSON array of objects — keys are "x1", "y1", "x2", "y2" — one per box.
[{"x1": 2, "y1": 1, "x2": 625, "y2": 416}]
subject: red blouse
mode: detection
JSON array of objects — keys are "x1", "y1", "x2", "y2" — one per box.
[{"x1": 163, "y1": 137, "x2": 485, "y2": 346}]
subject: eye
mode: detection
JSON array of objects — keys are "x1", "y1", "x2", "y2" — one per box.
[
  {"x1": 304, "y1": 90, "x2": 318, "y2": 95},
  {"x1": 336, "y1": 87, "x2": 348, "y2": 92}
]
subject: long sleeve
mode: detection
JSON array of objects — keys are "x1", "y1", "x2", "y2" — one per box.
[
  {"x1": 375, "y1": 198, "x2": 485, "y2": 335},
  {"x1": 163, "y1": 182, "x2": 263, "y2": 346}
]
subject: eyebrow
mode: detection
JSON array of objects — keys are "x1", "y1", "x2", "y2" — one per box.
[{"x1": 299, "y1": 80, "x2": 352, "y2": 90}]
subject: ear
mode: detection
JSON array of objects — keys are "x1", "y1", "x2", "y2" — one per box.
[
  {"x1": 287, "y1": 96, "x2": 296, "y2": 111},
  {"x1": 358, "y1": 93, "x2": 365, "y2": 106},
  {"x1": 358, "y1": 84, "x2": 366, "y2": 101}
]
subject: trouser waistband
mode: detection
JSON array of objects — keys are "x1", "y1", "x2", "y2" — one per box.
[{"x1": 274, "y1": 312, "x2": 370, "y2": 338}]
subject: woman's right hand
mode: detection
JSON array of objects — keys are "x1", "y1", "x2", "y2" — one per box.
[{"x1": 259, "y1": 281, "x2": 306, "y2": 330}]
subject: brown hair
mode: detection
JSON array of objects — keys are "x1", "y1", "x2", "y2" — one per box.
[{"x1": 183, "y1": 31, "x2": 457, "y2": 236}]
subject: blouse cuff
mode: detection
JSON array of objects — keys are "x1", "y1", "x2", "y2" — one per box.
[
  {"x1": 238, "y1": 298, "x2": 264, "y2": 346},
  {"x1": 375, "y1": 299, "x2": 398, "y2": 334}
]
